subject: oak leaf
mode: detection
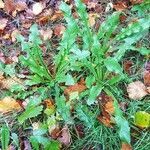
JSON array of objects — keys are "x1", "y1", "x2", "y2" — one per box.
[
  {"x1": 0, "y1": 97, "x2": 22, "y2": 113},
  {"x1": 127, "y1": 81, "x2": 148, "y2": 100}
]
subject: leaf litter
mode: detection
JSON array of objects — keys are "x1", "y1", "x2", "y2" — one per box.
[{"x1": 0, "y1": 0, "x2": 150, "y2": 149}]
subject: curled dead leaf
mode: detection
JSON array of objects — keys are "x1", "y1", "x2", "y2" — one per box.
[
  {"x1": 121, "y1": 143, "x2": 132, "y2": 150},
  {"x1": 127, "y1": 81, "x2": 148, "y2": 100},
  {"x1": 0, "y1": 97, "x2": 22, "y2": 113}
]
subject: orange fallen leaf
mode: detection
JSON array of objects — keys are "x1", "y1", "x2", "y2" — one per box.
[
  {"x1": 44, "y1": 99, "x2": 54, "y2": 109},
  {"x1": 121, "y1": 143, "x2": 132, "y2": 150},
  {"x1": 36, "y1": 9, "x2": 53, "y2": 25},
  {"x1": 40, "y1": 28, "x2": 53, "y2": 41},
  {"x1": 105, "y1": 101, "x2": 114, "y2": 114},
  {"x1": 64, "y1": 80, "x2": 87, "y2": 97},
  {"x1": 0, "y1": 0, "x2": 4, "y2": 9},
  {"x1": 113, "y1": 2, "x2": 127, "y2": 11},
  {"x1": 97, "y1": 93, "x2": 114, "y2": 127},
  {"x1": 50, "y1": 10, "x2": 63, "y2": 21},
  {"x1": 0, "y1": 97, "x2": 22, "y2": 113},
  {"x1": 97, "y1": 115, "x2": 112, "y2": 127},
  {"x1": 127, "y1": 81, "x2": 148, "y2": 100},
  {"x1": 0, "y1": 18, "x2": 8, "y2": 30},
  {"x1": 32, "y1": 2, "x2": 45, "y2": 15},
  {"x1": 54, "y1": 24, "x2": 66, "y2": 37}
]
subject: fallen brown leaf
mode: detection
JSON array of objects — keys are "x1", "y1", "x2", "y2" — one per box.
[
  {"x1": 0, "y1": 97, "x2": 22, "y2": 113},
  {"x1": 0, "y1": 18, "x2": 8, "y2": 30},
  {"x1": 127, "y1": 81, "x2": 148, "y2": 100},
  {"x1": 64, "y1": 79, "x2": 87, "y2": 97},
  {"x1": 123, "y1": 60, "x2": 133, "y2": 74},
  {"x1": 44, "y1": 99, "x2": 54, "y2": 109},
  {"x1": 36, "y1": 9, "x2": 53, "y2": 25},
  {"x1": 54, "y1": 24, "x2": 66, "y2": 37},
  {"x1": 57, "y1": 125, "x2": 71, "y2": 146},
  {"x1": 130, "y1": 0, "x2": 143, "y2": 5},
  {"x1": 97, "y1": 93, "x2": 114, "y2": 127},
  {"x1": 121, "y1": 143, "x2": 132, "y2": 150},
  {"x1": 50, "y1": 10, "x2": 63, "y2": 21},
  {"x1": 113, "y1": 2, "x2": 127, "y2": 11},
  {"x1": 40, "y1": 28, "x2": 53, "y2": 41}
]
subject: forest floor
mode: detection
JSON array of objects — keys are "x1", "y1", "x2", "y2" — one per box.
[{"x1": 0, "y1": 0, "x2": 150, "y2": 150}]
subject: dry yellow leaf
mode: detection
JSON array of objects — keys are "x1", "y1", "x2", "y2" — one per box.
[
  {"x1": 0, "y1": 97, "x2": 22, "y2": 113},
  {"x1": 127, "y1": 81, "x2": 148, "y2": 100},
  {"x1": 0, "y1": 0, "x2": 4, "y2": 9},
  {"x1": 32, "y1": 2, "x2": 45, "y2": 15}
]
